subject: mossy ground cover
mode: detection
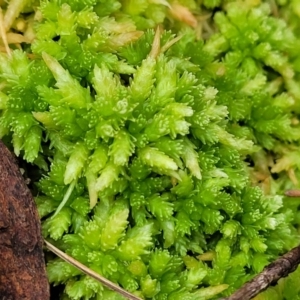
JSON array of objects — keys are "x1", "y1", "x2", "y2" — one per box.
[{"x1": 1, "y1": 0, "x2": 300, "y2": 299}]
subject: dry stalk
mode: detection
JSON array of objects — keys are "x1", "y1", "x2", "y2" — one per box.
[
  {"x1": 220, "y1": 245, "x2": 300, "y2": 300},
  {"x1": 44, "y1": 240, "x2": 143, "y2": 300},
  {"x1": 220, "y1": 190, "x2": 300, "y2": 300}
]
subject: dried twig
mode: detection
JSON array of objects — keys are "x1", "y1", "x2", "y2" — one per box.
[
  {"x1": 220, "y1": 190, "x2": 300, "y2": 300},
  {"x1": 44, "y1": 240, "x2": 142, "y2": 300},
  {"x1": 220, "y1": 244, "x2": 300, "y2": 300}
]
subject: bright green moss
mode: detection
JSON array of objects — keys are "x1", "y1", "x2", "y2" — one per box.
[{"x1": 1, "y1": 0, "x2": 300, "y2": 299}]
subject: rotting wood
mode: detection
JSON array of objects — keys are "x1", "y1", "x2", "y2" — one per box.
[{"x1": 0, "y1": 140, "x2": 50, "y2": 299}]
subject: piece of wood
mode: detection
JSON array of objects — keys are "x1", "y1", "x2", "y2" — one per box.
[
  {"x1": 0, "y1": 140, "x2": 50, "y2": 299},
  {"x1": 221, "y1": 244, "x2": 300, "y2": 300}
]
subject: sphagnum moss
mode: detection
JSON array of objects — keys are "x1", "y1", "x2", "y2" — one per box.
[{"x1": 1, "y1": 1, "x2": 300, "y2": 299}]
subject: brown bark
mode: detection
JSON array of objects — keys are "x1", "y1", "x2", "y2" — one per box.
[
  {"x1": 221, "y1": 244, "x2": 300, "y2": 300},
  {"x1": 0, "y1": 140, "x2": 50, "y2": 299}
]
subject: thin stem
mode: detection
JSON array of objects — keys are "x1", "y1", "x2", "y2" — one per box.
[{"x1": 44, "y1": 240, "x2": 142, "y2": 300}]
